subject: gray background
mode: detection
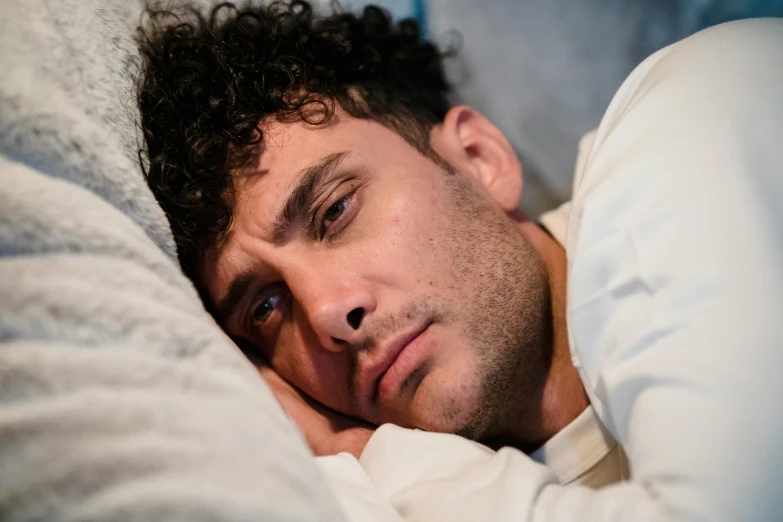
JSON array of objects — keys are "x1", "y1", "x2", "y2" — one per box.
[{"x1": 324, "y1": 0, "x2": 783, "y2": 215}]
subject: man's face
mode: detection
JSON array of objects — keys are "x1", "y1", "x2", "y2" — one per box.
[{"x1": 202, "y1": 109, "x2": 552, "y2": 440}]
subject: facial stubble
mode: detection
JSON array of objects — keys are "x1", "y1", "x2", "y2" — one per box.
[
  {"x1": 438, "y1": 170, "x2": 554, "y2": 446},
  {"x1": 343, "y1": 165, "x2": 554, "y2": 447}
]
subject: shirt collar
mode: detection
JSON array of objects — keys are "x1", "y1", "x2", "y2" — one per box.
[{"x1": 528, "y1": 404, "x2": 618, "y2": 484}]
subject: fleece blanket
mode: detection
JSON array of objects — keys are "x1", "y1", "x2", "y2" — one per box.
[{"x1": 0, "y1": 0, "x2": 346, "y2": 520}]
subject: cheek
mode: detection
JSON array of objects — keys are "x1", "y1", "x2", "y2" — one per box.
[{"x1": 370, "y1": 192, "x2": 446, "y2": 283}]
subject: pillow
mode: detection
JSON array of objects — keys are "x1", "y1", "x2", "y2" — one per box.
[{"x1": 0, "y1": 1, "x2": 345, "y2": 520}]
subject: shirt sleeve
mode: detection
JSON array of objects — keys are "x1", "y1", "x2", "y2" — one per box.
[{"x1": 359, "y1": 19, "x2": 783, "y2": 522}]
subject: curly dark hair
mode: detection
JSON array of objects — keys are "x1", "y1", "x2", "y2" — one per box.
[{"x1": 136, "y1": 0, "x2": 454, "y2": 285}]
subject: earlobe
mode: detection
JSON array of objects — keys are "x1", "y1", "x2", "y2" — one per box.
[{"x1": 433, "y1": 106, "x2": 523, "y2": 212}]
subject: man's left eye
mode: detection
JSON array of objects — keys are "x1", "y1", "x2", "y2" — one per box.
[
  {"x1": 324, "y1": 197, "x2": 347, "y2": 225},
  {"x1": 320, "y1": 192, "x2": 355, "y2": 236}
]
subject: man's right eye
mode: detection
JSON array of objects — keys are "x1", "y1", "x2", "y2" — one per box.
[{"x1": 252, "y1": 293, "x2": 283, "y2": 325}]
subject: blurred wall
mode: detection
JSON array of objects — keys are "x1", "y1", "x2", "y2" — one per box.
[{"x1": 316, "y1": 0, "x2": 783, "y2": 215}]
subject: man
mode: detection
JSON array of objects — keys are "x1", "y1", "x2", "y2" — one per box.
[
  {"x1": 138, "y1": 0, "x2": 602, "y2": 476},
  {"x1": 137, "y1": 2, "x2": 783, "y2": 520}
]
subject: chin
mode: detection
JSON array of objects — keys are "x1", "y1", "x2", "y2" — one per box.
[{"x1": 407, "y1": 367, "x2": 487, "y2": 436}]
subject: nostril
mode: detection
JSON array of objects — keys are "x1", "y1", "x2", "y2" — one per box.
[{"x1": 346, "y1": 307, "x2": 364, "y2": 330}]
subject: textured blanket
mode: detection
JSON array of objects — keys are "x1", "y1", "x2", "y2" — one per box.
[{"x1": 0, "y1": 0, "x2": 345, "y2": 520}]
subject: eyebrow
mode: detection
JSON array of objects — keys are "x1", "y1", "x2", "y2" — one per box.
[
  {"x1": 216, "y1": 270, "x2": 256, "y2": 322},
  {"x1": 271, "y1": 150, "x2": 350, "y2": 243}
]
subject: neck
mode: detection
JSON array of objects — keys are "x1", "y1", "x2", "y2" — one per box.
[{"x1": 512, "y1": 212, "x2": 589, "y2": 450}]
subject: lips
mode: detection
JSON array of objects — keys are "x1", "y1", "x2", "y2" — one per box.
[{"x1": 361, "y1": 322, "x2": 431, "y2": 406}]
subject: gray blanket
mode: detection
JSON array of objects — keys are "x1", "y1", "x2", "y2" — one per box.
[{"x1": 0, "y1": 0, "x2": 345, "y2": 520}]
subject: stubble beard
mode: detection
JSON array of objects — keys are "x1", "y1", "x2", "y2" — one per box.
[
  {"x1": 345, "y1": 165, "x2": 555, "y2": 446},
  {"x1": 439, "y1": 170, "x2": 554, "y2": 446}
]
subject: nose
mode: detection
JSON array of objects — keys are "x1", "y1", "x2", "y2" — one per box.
[{"x1": 286, "y1": 262, "x2": 376, "y2": 352}]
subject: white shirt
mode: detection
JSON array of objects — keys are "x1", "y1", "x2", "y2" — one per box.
[
  {"x1": 318, "y1": 19, "x2": 783, "y2": 522},
  {"x1": 529, "y1": 402, "x2": 628, "y2": 488}
]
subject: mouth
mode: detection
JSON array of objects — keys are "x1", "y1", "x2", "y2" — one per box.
[{"x1": 363, "y1": 321, "x2": 433, "y2": 407}]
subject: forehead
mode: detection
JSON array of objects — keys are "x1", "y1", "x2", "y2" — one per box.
[{"x1": 232, "y1": 111, "x2": 409, "y2": 223}]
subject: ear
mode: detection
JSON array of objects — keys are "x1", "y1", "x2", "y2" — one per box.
[{"x1": 431, "y1": 106, "x2": 523, "y2": 212}]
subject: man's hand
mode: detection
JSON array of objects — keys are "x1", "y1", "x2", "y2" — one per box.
[{"x1": 256, "y1": 362, "x2": 375, "y2": 459}]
